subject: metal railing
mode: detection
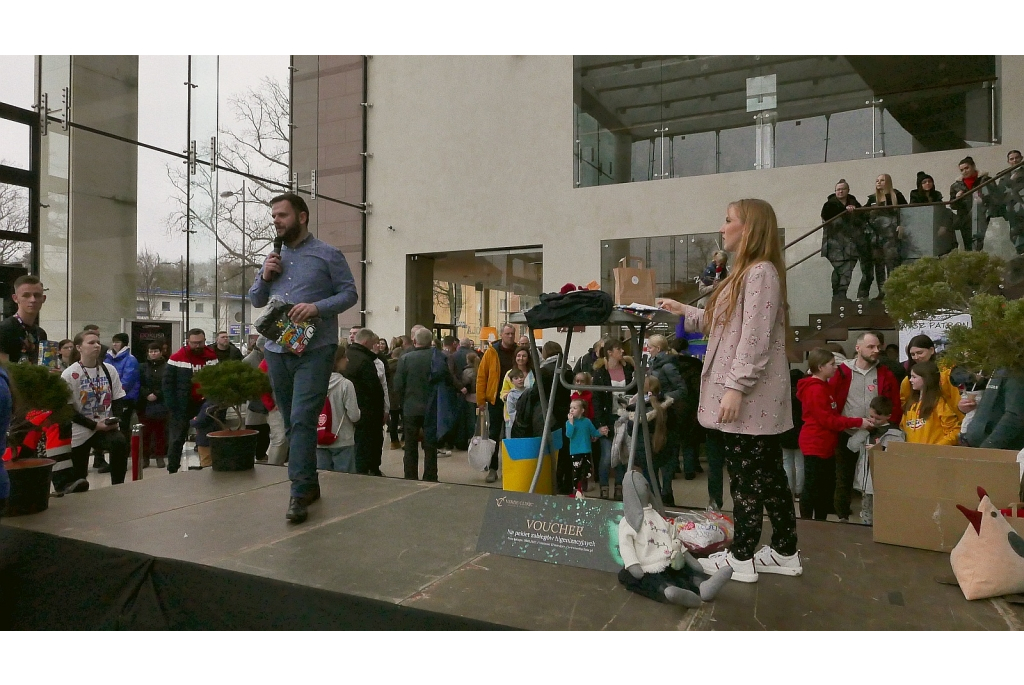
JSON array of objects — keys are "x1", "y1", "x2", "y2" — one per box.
[{"x1": 783, "y1": 158, "x2": 1024, "y2": 272}]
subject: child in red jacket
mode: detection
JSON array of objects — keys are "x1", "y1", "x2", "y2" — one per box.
[{"x1": 796, "y1": 349, "x2": 872, "y2": 521}]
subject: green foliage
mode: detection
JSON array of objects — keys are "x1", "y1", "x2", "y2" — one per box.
[
  {"x1": 192, "y1": 361, "x2": 271, "y2": 429},
  {"x1": 7, "y1": 363, "x2": 74, "y2": 423},
  {"x1": 944, "y1": 295, "x2": 1024, "y2": 376},
  {"x1": 883, "y1": 251, "x2": 1005, "y2": 327}
]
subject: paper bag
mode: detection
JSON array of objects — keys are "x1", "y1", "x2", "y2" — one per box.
[{"x1": 613, "y1": 257, "x2": 656, "y2": 306}]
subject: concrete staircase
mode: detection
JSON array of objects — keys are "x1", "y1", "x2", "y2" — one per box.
[{"x1": 788, "y1": 298, "x2": 893, "y2": 363}]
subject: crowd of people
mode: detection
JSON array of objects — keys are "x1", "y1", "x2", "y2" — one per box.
[
  {"x1": 819, "y1": 151, "x2": 1024, "y2": 302},
  {"x1": 0, "y1": 185, "x2": 1021, "y2": 592}
]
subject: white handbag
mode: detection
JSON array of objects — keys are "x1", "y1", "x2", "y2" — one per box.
[{"x1": 468, "y1": 410, "x2": 495, "y2": 471}]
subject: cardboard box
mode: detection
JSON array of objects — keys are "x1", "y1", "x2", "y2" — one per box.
[{"x1": 872, "y1": 442, "x2": 1023, "y2": 553}]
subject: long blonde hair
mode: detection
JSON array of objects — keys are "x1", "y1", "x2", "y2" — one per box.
[
  {"x1": 703, "y1": 199, "x2": 789, "y2": 334},
  {"x1": 875, "y1": 174, "x2": 897, "y2": 205}
]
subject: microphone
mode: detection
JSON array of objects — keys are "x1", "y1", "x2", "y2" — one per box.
[{"x1": 266, "y1": 238, "x2": 283, "y2": 281}]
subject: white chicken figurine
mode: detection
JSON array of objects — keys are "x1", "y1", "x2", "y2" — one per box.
[{"x1": 951, "y1": 486, "x2": 1024, "y2": 600}]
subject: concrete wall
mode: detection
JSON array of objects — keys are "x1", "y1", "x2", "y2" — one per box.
[
  {"x1": 363, "y1": 55, "x2": 1024, "y2": 348},
  {"x1": 292, "y1": 56, "x2": 365, "y2": 331},
  {"x1": 67, "y1": 56, "x2": 139, "y2": 336}
]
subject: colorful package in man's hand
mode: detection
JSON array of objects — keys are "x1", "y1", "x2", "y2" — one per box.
[
  {"x1": 255, "y1": 300, "x2": 318, "y2": 355},
  {"x1": 37, "y1": 340, "x2": 63, "y2": 371}
]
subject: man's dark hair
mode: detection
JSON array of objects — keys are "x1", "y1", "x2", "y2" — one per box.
[
  {"x1": 147, "y1": 341, "x2": 163, "y2": 352},
  {"x1": 12, "y1": 274, "x2": 41, "y2": 290},
  {"x1": 186, "y1": 328, "x2": 205, "y2": 339},
  {"x1": 442, "y1": 335, "x2": 457, "y2": 347},
  {"x1": 83, "y1": 324, "x2": 99, "y2": 333},
  {"x1": 959, "y1": 156, "x2": 976, "y2": 167},
  {"x1": 270, "y1": 192, "x2": 309, "y2": 224},
  {"x1": 112, "y1": 333, "x2": 129, "y2": 346},
  {"x1": 885, "y1": 343, "x2": 899, "y2": 354}
]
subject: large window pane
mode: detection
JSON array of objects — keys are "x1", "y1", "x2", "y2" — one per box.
[
  {"x1": 826, "y1": 108, "x2": 872, "y2": 162},
  {"x1": 0, "y1": 183, "x2": 30, "y2": 234},
  {"x1": 775, "y1": 116, "x2": 827, "y2": 168},
  {"x1": 0, "y1": 118, "x2": 31, "y2": 170},
  {"x1": 601, "y1": 232, "x2": 721, "y2": 307},
  {"x1": 0, "y1": 56, "x2": 35, "y2": 110},
  {"x1": 672, "y1": 132, "x2": 716, "y2": 178},
  {"x1": 0, "y1": 239, "x2": 31, "y2": 268},
  {"x1": 138, "y1": 56, "x2": 188, "y2": 155},
  {"x1": 719, "y1": 125, "x2": 755, "y2": 174},
  {"x1": 575, "y1": 56, "x2": 999, "y2": 184}
]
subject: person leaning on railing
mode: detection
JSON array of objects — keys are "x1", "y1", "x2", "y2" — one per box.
[
  {"x1": 950, "y1": 156, "x2": 991, "y2": 252},
  {"x1": 989, "y1": 149, "x2": 1024, "y2": 256},
  {"x1": 819, "y1": 179, "x2": 863, "y2": 302},
  {"x1": 862, "y1": 174, "x2": 907, "y2": 301},
  {"x1": 909, "y1": 172, "x2": 943, "y2": 204}
]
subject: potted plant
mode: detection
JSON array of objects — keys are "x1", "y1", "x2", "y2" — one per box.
[
  {"x1": 191, "y1": 360, "x2": 272, "y2": 471},
  {"x1": 4, "y1": 364, "x2": 74, "y2": 516}
]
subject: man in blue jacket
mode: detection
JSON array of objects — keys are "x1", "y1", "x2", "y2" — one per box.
[
  {"x1": 106, "y1": 333, "x2": 140, "y2": 447},
  {"x1": 249, "y1": 193, "x2": 358, "y2": 524}
]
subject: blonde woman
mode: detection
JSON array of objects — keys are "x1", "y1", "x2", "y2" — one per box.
[
  {"x1": 657, "y1": 199, "x2": 801, "y2": 583},
  {"x1": 862, "y1": 174, "x2": 907, "y2": 300}
]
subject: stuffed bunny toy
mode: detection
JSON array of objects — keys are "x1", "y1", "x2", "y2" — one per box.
[{"x1": 617, "y1": 470, "x2": 733, "y2": 606}]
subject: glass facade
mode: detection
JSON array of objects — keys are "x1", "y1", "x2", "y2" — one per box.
[
  {"x1": 601, "y1": 232, "x2": 722, "y2": 324},
  {"x1": 0, "y1": 55, "x2": 364, "y2": 344},
  {"x1": 574, "y1": 56, "x2": 1000, "y2": 186},
  {"x1": 408, "y1": 248, "x2": 543, "y2": 344}
]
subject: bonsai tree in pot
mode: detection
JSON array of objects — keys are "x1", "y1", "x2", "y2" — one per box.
[
  {"x1": 4, "y1": 363, "x2": 74, "y2": 515},
  {"x1": 191, "y1": 360, "x2": 272, "y2": 471}
]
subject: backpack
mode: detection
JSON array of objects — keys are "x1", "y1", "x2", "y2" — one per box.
[{"x1": 317, "y1": 398, "x2": 337, "y2": 446}]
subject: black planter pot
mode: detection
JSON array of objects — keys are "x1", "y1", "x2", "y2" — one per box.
[
  {"x1": 209, "y1": 429, "x2": 258, "y2": 471},
  {"x1": 4, "y1": 458, "x2": 55, "y2": 516}
]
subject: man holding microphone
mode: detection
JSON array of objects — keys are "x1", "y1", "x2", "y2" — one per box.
[{"x1": 250, "y1": 192, "x2": 358, "y2": 524}]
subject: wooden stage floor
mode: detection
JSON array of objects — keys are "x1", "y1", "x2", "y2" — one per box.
[{"x1": 2, "y1": 466, "x2": 1020, "y2": 630}]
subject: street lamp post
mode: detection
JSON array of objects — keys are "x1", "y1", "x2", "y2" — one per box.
[{"x1": 220, "y1": 179, "x2": 247, "y2": 346}]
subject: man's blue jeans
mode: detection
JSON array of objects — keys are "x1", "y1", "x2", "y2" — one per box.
[{"x1": 264, "y1": 344, "x2": 336, "y2": 498}]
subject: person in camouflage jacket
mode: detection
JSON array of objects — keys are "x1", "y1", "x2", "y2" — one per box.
[
  {"x1": 988, "y1": 150, "x2": 1024, "y2": 255},
  {"x1": 862, "y1": 174, "x2": 906, "y2": 300},
  {"x1": 950, "y1": 156, "x2": 992, "y2": 251},
  {"x1": 820, "y1": 179, "x2": 865, "y2": 301}
]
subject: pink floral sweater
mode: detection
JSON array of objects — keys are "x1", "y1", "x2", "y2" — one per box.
[{"x1": 679, "y1": 261, "x2": 793, "y2": 436}]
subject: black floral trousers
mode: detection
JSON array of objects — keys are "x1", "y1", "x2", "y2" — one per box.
[{"x1": 721, "y1": 432, "x2": 798, "y2": 561}]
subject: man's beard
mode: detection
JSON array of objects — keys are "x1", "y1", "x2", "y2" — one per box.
[{"x1": 278, "y1": 219, "x2": 302, "y2": 244}]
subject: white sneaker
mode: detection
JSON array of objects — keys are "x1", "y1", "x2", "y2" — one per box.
[
  {"x1": 752, "y1": 546, "x2": 803, "y2": 577},
  {"x1": 698, "y1": 551, "x2": 757, "y2": 583}
]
